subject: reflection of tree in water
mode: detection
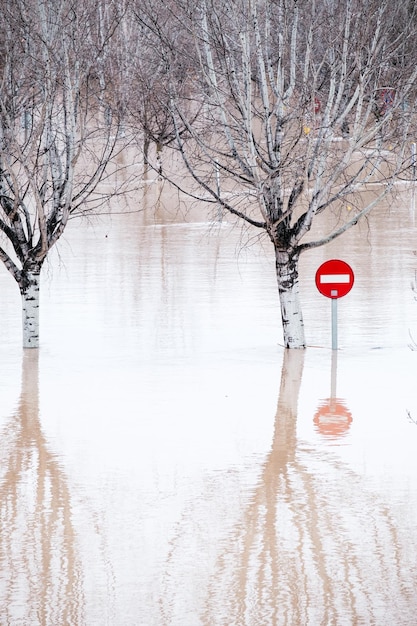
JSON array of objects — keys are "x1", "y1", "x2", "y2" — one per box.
[
  {"x1": 200, "y1": 350, "x2": 417, "y2": 625},
  {"x1": 0, "y1": 350, "x2": 84, "y2": 624},
  {"x1": 161, "y1": 350, "x2": 417, "y2": 625}
]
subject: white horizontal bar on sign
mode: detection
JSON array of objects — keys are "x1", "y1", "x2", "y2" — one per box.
[{"x1": 320, "y1": 274, "x2": 350, "y2": 284}]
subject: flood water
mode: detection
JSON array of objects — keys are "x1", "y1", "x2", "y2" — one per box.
[{"x1": 1, "y1": 182, "x2": 417, "y2": 625}]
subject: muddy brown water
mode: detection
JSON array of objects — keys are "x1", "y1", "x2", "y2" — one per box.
[{"x1": 1, "y1": 182, "x2": 417, "y2": 624}]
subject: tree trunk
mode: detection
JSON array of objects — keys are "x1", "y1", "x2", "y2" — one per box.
[
  {"x1": 275, "y1": 249, "x2": 306, "y2": 349},
  {"x1": 143, "y1": 133, "x2": 150, "y2": 168},
  {"x1": 20, "y1": 268, "x2": 41, "y2": 349}
]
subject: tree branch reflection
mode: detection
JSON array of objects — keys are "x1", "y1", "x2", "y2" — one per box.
[
  {"x1": 0, "y1": 350, "x2": 84, "y2": 624},
  {"x1": 199, "y1": 349, "x2": 417, "y2": 625}
]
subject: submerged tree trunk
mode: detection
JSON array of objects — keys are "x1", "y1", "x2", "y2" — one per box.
[
  {"x1": 275, "y1": 250, "x2": 306, "y2": 349},
  {"x1": 19, "y1": 267, "x2": 42, "y2": 349}
]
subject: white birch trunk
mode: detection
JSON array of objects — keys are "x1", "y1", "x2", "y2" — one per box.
[
  {"x1": 21, "y1": 271, "x2": 41, "y2": 349},
  {"x1": 275, "y1": 251, "x2": 306, "y2": 349}
]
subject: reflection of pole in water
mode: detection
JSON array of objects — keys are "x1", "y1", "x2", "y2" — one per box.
[
  {"x1": 0, "y1": 350, "x2": 84, "y2": 624},
  {"x1": 331, "y1": 346, "x2": 337, "y2": 399}
]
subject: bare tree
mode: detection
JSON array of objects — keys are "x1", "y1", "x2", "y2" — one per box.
[
  {"x1": 0, "y1": 0, "x2": 129, "y2": 347},
  {"x1": 125, "y1": 0, "x2": 202, "y2": 176},
  {"x1": 140, "y1": 0, "x2": 417, "y2": 348}
]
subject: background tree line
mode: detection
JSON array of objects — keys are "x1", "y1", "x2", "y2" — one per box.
[{"x1": 1, "y1": 0, "x2": 417, "y2": 348}]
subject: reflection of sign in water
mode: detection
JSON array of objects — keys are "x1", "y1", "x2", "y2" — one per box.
[
  {"x1": 314, "y1": 350, "x2": 353, "y2": 439},
  {"x1": 314, "y1": 398, "x2": 353, "y2": 439}
]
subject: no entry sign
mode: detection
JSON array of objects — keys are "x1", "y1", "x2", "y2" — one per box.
[{"x1": 315, "y1": 259, "x2": 354, "y2": 299}]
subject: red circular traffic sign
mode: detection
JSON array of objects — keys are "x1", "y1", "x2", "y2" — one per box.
[{"x1": 315, "y1": 259, "x2": 354, "y2": 299}]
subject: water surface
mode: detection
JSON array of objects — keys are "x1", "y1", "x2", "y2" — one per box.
[{"x1": 1, "y1": 184, "x2": 417, "y2": 624}]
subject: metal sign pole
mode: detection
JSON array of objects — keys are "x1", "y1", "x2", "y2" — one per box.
[{"x1": 331, "y1": 290, "x2": 338, "y2": 350}]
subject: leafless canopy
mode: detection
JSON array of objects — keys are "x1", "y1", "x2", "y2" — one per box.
[
  {"x1": 141, "y1": 0, "x2": 417, "y2": 249},
  {"x1": 0, "y1": 0, "x2": 129, "y2": 285}
]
